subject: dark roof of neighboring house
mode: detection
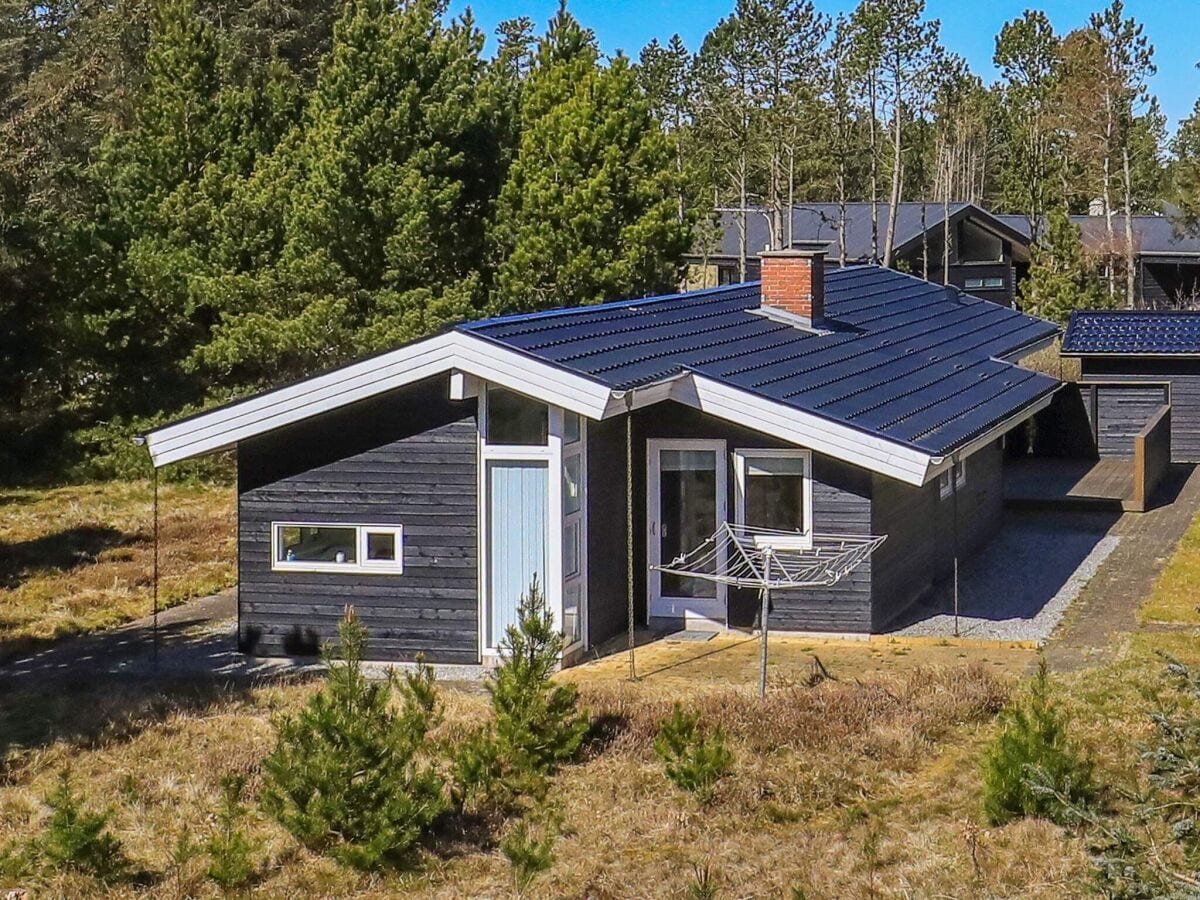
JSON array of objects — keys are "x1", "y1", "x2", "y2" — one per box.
[
  {"x1": 995, "y1": 212, "x2": 1200, "y2": 259},
  {"x1": 462, "y1": 265, "x2": 1058, "y2": 456},
  {"x1": 694, "y1": 202, "x2": 1031, "y2": 263},
  {"x1": 1062, "y1": 310, "x2": 1200, "y2": 356}
]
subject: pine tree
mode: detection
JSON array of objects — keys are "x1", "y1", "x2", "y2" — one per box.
[
  {"x1": 486, "y1": 7, "x2": 692, "y2": 315},
  {"x1": 1019, "y1": 208, "x2": 1110, "y2": 324},
  {"x1": 192, "y1": 0, "x2": 497, "y2": 388},
  {"x1": 982, "y1": 658, "x2": 1097, "y2": 826},
  {"x1": 83, "y1": 0, "x2": 226, "y2": 415},
  {"x1": 1171, "y1": 97, "x2": 1200, "y2": 236},
  {"x1": 994, "y1": 10, "x2": 1064, "y2": 243},
  {"x1": 260, "y1": 609, "x2": 446, "y2": 870}
]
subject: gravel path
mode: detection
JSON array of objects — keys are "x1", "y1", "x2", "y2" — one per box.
[{"x1": 888, "y1": 511, "x2": 1122, "y2": 644}]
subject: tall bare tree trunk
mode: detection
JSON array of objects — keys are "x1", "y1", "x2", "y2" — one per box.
[
  {"x1": 1102, "y1": 90, "x2": 1117, "y2": 301},
  {"x1": 868, "y1": 74, "x2": 880, "y2": 263},
  {"x1": 883, "y1": 64, "x2": 902, "y2": 268},
  {"x1": 1122, "y1": 143, "x2": 1137, "y2": 307}
]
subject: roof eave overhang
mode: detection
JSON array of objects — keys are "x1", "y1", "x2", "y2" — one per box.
[
  {"x1": 1060, "y1": 349, "x2": 1200, "y2": 358},
  {"x1": 924, "y1": 385, "x2": 1059, "y2": 484},
  {"x1": 145, "y1": 329, "x2": 1049, "y2": 489},
  {"x1": 144, "y1": 331, "x2": 613, "y2": 467}
]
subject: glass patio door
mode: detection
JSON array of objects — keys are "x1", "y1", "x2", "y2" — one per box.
[{"x1": 647, "y1": 439, "x2": 727, "y2": 623}]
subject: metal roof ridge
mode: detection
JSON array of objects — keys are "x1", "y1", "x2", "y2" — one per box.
[{"x1": 458, "y1": 282, "x2": 759, "y2": 332}]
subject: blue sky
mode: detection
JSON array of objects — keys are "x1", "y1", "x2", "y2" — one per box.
[{"x1": 447, "y1": 0, "x2": 1198, "y2": 135}]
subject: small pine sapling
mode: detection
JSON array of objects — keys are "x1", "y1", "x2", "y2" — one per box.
[
  {"x1": 1045, "y1": 656, "x2": 1200, "y2": 895},
  {"x1": 491, "y1": 575, "x2": 589, "y2": 776},
  {"x1": 260, "y1": 607, "x2": 446, "y2": 870},
  {"x1": 39, "y1": 771, "x2": 128, "y2": 881},
  {"x1": 453, "y1": 576, "x2": 587, "y2": 810},
  {"x1": 500, "y1": 809, "x2": 557, "y2": 895},
  {"x1": 654, "y1": 704, "x2": 733, "y2": 804},
  {"x1": 982, "y1": 658, "x2": 1096, "y2": 826},
  {"x1": 206, "y1": 774, "x2": 256, "y2": 890}
]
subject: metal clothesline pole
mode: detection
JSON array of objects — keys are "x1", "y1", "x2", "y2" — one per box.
[{"x1": 625, "y1": 399, "x2": 637, "y2": 683}]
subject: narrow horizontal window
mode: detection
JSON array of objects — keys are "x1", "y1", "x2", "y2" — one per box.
[
  {"x1": 964, "y1": 276, "x2": 1005, "y2": 290},
  {"x1": 272, "y1": 523, "x2": 404, "y2": 574}
]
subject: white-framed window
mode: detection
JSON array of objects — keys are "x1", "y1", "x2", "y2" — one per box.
[
  {"x1": 484, "y1": 385, "x2": 549, "y2": 447},
  {"x1": 938, "y1": 460, "x2": 967, "y2": 499},
  {"x1": 733, "y1": 449, "x2": 813, "y2": 549},
  {"x1": 964, "y1": 276, "x2": 1005, "y2": 290},
  {"x1": 272, "y1": 522, "x2": 404, "y2": 574}
]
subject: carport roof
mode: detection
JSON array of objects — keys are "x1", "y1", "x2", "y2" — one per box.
[{"x1": 1063, "y1": 310, "x2": 1200, "y2": 356}]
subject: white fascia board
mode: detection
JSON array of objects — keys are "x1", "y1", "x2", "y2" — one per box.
[
  {"x1": 146, "y1": 332, "x2": 612, "y2": 467},
  {"x1": 688, "y1": 374, "x2": 932, "y2": 486}
]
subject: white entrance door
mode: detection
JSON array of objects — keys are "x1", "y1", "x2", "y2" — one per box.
[{"x1": 647, "y1": 439, "x2": 727, "y2": 624}]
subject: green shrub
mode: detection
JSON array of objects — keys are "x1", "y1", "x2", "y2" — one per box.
[
  {"x1": 38, "y1": 771, "x2": 128, "y2": 880},
  {"x1": 453, "y1": 576, "x2": 587, "y2": 810},
  {"x1": 206, "y1": 774, "x2": 256, "y2": 890},
  {"x1": 654, "y1": 704, "x2": 733, "y2": 803},
  {"x1": 500, "y1": 810, "x2": 557, "y2": 894},
  {"x1": 260, "y1": 608, "x2": 446, "y2": 870},
  {"x1": 982, "y1": 658, "x2": 1096, "y2": 826}
]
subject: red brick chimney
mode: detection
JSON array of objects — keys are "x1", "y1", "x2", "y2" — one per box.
[{"x1": 760, "y1": 243, "x2": 827, "y2": 328}]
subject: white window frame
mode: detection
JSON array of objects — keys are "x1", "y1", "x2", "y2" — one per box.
[
  {"x1": 271, "y1": 522, "x2": 404, "y2": 574},
  {"x1": 733, "y1": 448, "x2": 814, "y2": 550},
  {"x1": 938, "y1": 459, "x2": 967, "y2": 499},
  {"x1": 478, "y1": 384, "x2": 564, "y2": 658},
  {"x1": 646, "y1": 438, "x2": 729, "y2": 624}
]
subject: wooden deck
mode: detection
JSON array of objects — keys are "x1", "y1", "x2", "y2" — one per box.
[{"x1": 1005, "y1": 458, "x2": 1135, "y2": 511}]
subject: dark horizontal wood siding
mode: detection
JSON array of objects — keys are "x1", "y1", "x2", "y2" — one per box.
[
  {"x1": 238, "y1": 375, "x2": 480, "y2": 664},
  {"x1": 1082, "y1": 357, "x2": 1195, "y2": 461},
  {"x1": 1085, "y1": 382, "x2": 1169, "y2": 458},
  {"x1": 870, "y1": 439, "x2": 1004, "y2": 630},
  {"x1": 618, "y1": 403, "x2": 874, "y2": 634},
  {"x1": 585, "y1": 416, "x2": 629, "y2": 647}
]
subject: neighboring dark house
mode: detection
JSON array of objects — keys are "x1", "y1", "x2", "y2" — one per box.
[
  {"x1": 1063, "y1": 309, "x2": 1200, "y2": 463},
  {"x1": 997, "y1": 211, "x2": 1200, "y2": 308},
  {"x1": 147, "y1": 250, "x2": 1058, "y2": 666},
  {"x1": 686, "y1": 202, "x2": 1032, "y2": 307}
]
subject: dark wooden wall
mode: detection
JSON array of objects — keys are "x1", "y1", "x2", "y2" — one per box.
[
  {"x1": 1082, "y1": 357, "x2": 1197, "y2": 461},
  {"x1": 602, "y1": 403, "x2": 875, "y2": 634},
  {"x1": 237, "y1": 375, "x2": 480, "y2": 664},
  {"x1": 1085, "y1": 382, "x2": 1170, "y2": 458},
  {"x1": 584, "y1": 416, "x2": 630, "y2": 647},
  {"x1": 870, "y1": 439, "x2": 1004, "y2": 630}
]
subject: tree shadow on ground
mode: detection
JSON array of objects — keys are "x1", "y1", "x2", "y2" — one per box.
[
  {"x1": 0, "y1": 525, "x2": 144, "y2": 589},
  {"x1": 0, "y1": 617, "x2": 319, "y2": 760}
]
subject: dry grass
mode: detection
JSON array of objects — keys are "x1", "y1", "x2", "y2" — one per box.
[
  {"x1": 0, "y1": 657, "x2": 1098, "y2": 899},
  {"x1": 0, "y1": 481, "x2": 235, "y2": 661},
  {"x1": 1138, "y1": 504, "x2": 1200, "y2": 625},
  {"x1": 1016, "y1": 337, "x2": 1081, "y2": 382}
]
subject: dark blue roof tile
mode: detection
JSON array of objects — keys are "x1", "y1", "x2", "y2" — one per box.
[
  {"x1": 1063, "y1": 310, "x2": 1200, "y2": 355},
  {"x1": 460, "y1": 265, "x2": 1059, "y2": 456}
]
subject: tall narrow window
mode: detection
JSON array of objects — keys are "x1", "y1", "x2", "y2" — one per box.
[
  {"x1": 734, "y1": 450, "x2": 812, "y2": 549},
  {"x1": 938, "y1": 460, "x2": 967, "y2": 499}
]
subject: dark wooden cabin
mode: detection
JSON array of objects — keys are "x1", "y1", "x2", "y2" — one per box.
[{"x1": 147, "y1": 253, "x2": 1058, "y2": 667}]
